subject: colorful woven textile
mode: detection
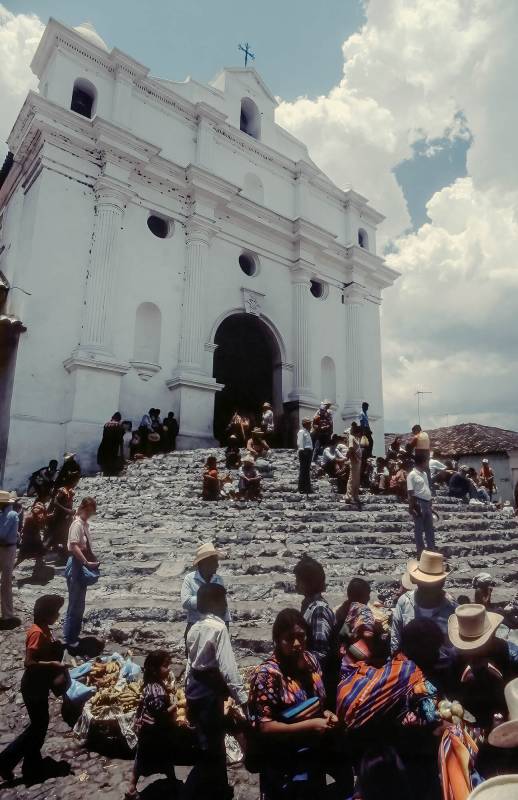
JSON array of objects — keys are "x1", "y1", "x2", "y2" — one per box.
[
  {"x1": 248, "y1": 652, "x2": 325, "y2": 725},
  {"x1": 337, "y1": 653, "x2": 438, "y2": 729},
  {"x1": 439, "y1": 725, "x2": 479, "y2": 800}
]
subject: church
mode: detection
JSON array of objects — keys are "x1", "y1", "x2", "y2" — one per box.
[{"x1": 0, "y1": 18, "x2": 398, "y2": 489}]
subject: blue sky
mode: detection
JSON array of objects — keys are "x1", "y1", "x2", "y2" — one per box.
[{"x1": 5, "y1": 0, "x2": 464, "y2": 231}]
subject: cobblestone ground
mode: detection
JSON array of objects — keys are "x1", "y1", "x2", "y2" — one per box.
[{"x1": 1, "y1": 448, "x2": 517, "y2": 798}]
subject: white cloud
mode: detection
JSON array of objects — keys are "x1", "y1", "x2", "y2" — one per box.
[
  {"x1": 277, "y1": 0, "x2": 518, "y2": 433},
  {"x1": 0, "y1": 4, "x2": 43, "y2": 156}
]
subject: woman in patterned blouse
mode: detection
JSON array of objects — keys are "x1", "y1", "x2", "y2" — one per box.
[{"x1": 248, "y1": 608, "x2": 339, "y2": 799}]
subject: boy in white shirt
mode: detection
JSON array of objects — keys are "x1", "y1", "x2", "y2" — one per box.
[{"x1": 184, "y1": 583, "x2": 246, "y2": 800}]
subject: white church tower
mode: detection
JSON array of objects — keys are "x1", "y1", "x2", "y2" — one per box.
[{"x1": 0, "y1": 19, "x2": 398, "y2": 488}]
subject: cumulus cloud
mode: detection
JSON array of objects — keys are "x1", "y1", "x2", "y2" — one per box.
[
  {"x1": 277, "y1": 0, "x2": 518, "y2": 432},
  {"x1": 0, "y1": 4, "x2": 43, "y2": 156}
]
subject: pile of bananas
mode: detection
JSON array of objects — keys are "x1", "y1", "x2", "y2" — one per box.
[
  {"x1": 88, "y1": 660, "x2": 121, "y2": 689},
  {"x1": 90, "y1": 680, "x2": 143, "y2": 715}
]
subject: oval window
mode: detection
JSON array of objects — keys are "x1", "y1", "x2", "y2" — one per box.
[
  {"x1": 310, "y1": 280, "x2": 324, "y2": 298},
  {"x1": 239, "y1": 251, "x2": 258, "y2": 277},
  {"x1": 147, "y1": 214, "x2": 170, "y2": 239}
]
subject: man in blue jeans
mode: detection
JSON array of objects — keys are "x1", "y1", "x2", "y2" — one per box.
[{"x1": 407, "y1": 451, "x2": 436, "y2": 556}]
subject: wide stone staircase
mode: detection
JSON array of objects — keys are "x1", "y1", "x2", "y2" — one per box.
[
  {"x1": 15, "y1": 448, "x2": 518, "y2": 663},
  {"x1": 15, "y1": 449, "x2": 518, "y2": 662}
]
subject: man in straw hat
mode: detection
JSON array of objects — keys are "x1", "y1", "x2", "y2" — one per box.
[
  {"x1": 391, "y1": 551, "x2": 457, "y2": 661},
  {"x1": 0, "y1": 490, "x2": 21, "y2": 629},
  {"x1": 407, "y1": 450, "x2": 436, "y2": 556},
  {"x1": 181, "y1": 543, "x2": 230, "y2": 640},
  {"x1": 447, "y1": 604, "x2": 518, "y2": 730},
  {"x1": 311, "y1": 400, "x2": 333, "y2": 462},
  {"x1": 261, "y1": 401, "x2": 274, "y2": 444}
]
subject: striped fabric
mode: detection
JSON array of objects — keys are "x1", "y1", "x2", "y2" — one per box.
[
  {"x1": 439, "y1": 725, "x2": 479, "y2": 800},
  {"x1": 337, "y1": 653, "x2": 438, "y2": 729}
]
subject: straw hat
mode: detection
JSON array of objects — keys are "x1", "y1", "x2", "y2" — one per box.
[
  {"x1": 193, "y1": 542, "x2": 224, "y2": 567},
  {"x1": 468, "y1": 775, "x2": 518, "y2": 799},
  {"x1": 408, "y1": 551, "x2": 450, "y2": 584},
  {"x1": 401, "y1": 558, "x2": 417, "y2": 591},
  {"x1": 63, "y1": 452, "x2": 76, "y2": 460},
  {"x1": 448, "y1": 604, "x2": 503, "y2": 651},
  {"x1": 263, "y1": 402, "x2": 271, "y2": 409},
  {"x1": 0, "y1": 490, "x2": 15, "y2": 504},
  {"x1": 489, "y1": 678, "x2": 518, "y2": 747},
  {"x1": 322, "y1": 399, "x2": 332, "y2": 406},
  {"x1": 251, "y1": 427, "x2": 263, "y2": 436}
]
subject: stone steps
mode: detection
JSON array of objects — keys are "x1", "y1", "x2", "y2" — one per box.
[{"x1": 15, "y1": 447, "x2": 516, "y2": 653}]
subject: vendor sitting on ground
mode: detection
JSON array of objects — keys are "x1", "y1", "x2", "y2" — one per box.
[
  {"x1": 389, "y1": 459, "x2": 409, "y2": 501},
  {"x1": 238, "y1": 457, "x2": 262, "y2": 500},
  {"x1": 370, "y1": 457, "x2": 390, "y2": 494},
  {"x1": 247, "y1": 428, "x2": 270, "y2": 460},
  {"x1": 225, "y1": 435, "x2": 241, "y2": 470},
  {"x1": 202, "y1": 456, "x2": 221, "y2": 501},
  {"x1": 321, "y1": 434, "x2": 346, "y2": 478},
  {"x1": 16, "y1": 502, "x2": 47, "y2": 570}
]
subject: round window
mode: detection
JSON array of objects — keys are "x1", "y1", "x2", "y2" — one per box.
[
  {"x1": 147, "y1": 214, "x2": 171, "y2": 239},
  {"x1": 310, "y1": 280, "x2": 325, "y2": 298},
  {"x1": 239, "y1": 251, "x2": 258, "y2": 277}
]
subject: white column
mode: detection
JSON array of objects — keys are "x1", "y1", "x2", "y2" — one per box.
[
  {"x1": 79, "y1": 178, "x2": 128, "y2": 355},
  {"x1": 289, "y1": 266, "x2": 313, "y2": 400},
  {"x1": 177, "y1": 220, "x2": 211, "y2": 373},
  {"x1": 342, "y1": 285, "x2": 364, "y2": 422}
]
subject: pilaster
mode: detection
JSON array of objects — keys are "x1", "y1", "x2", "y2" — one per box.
[
  {"x1": 288, "y1": 264, "x2": 316, "y2": 406},
  {"x1": 341, "y1": 284, "x2": 365, "y2": 424}
]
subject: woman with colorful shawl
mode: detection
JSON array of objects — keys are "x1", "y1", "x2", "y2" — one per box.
[
  {"x1": 338, "y1": 619, "x2": 445, "y2": 800},
  {"x1": 248, "y1": 608, "x2": 349, "y2": 799}
]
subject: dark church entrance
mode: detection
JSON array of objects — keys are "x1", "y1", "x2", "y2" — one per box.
[{"x1": 213, "y1": 313, "x2": 281, "y2": 443}]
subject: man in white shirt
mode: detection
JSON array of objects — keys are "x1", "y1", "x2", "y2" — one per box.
[
  {"x1": 297, "y1": 418, "x2": 314, "y2": 494},
  {"x1": 407, "y1": 451, "x2": 436, "y2": 556},
  {"x1": 184, "y1": 582, "x2": 246, "y2": 800}
]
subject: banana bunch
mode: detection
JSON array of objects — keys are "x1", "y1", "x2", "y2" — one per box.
[
  {"x1": 90, "y1": 686, "x2": 121, "y2": 709},
  {"x1": 119, "y1": 681, "x2": 143, "y2": 713},
  {"x1": 88, "y1": 660, "x2": 121, "y2": 688}
]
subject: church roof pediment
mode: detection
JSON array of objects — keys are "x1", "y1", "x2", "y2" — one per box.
[{"x1": 210, "y1": 68, "x2": 278, "y2": 108}]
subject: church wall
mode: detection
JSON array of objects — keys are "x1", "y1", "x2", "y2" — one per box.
[
  {"x1": 114, "y1": 202, "x2": 186, "y2": 422},
  {"x1": 5, "y1": 168, "x2": 95, "y2": 489},
  {"x1": 129, "y1": 95, "x2": 196, "y2": 166}
]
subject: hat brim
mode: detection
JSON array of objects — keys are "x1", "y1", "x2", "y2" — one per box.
[
  {"x1": 193, "y1": 549, "x2": 224, "y2": 566},
  {"x1": 468, "y1": 774, "x2": 518, "y2": 799},
  {"x1": 409, "y1": 565, "x2": 450, "y2": 584},
  {"x1": 401, "y1": 572, "x2": 415, "y2": 591},
  {"x1": 488, "y1": 720, "x2": 518, "y2": 748},
  {"x1": 448, "y1": 611, "x2": 503, "y2": 651}
]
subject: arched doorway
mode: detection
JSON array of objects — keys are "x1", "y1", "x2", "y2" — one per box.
[{"x1": 213, "y1": 313, "x2": 281, "y2": 442}]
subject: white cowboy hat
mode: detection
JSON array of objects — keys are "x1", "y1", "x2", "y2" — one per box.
[
  {"x1": 448, "y1": 604, "x2": 503, "y2": 651},
  {"x1": 401, "y1": 558, "x2": 417, "y2": 591},
  {"x1": 0, "y1": 490, "x2": 15, "y2": 504},
  {"x1": 409, "y1": 551, "x2": 450, "y2": 585},
  {"x1": 489, "y1": 678, "x2": 518, "y2": 747},
  {"x1": 468, "y1": 775, "x2": 518, "y2": 799},
  {"x1": 193, "y1": 542, "x2": 224, "y2": 567}
]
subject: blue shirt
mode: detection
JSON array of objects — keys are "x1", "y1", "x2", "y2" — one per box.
[
  {"x1": 180, "y1": 569, "x2": 231, "y2": 625},
  {"x1": 359, "y1": 410, "x2": 369, "y2": 428},
  {"x1": 0, "y1": 507, "x2": 19, "y2": 546}
]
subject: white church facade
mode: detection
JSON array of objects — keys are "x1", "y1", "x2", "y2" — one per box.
[{"x1": 0, "y1": 19, "x2": 398, "y2": 489}]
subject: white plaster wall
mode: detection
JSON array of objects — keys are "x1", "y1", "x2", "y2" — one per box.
[{"x1": 5, "y1": 166, "x2": 95, "y2": 488}]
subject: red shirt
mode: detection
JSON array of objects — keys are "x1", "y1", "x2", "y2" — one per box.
[{"x1": 26, "y1": 623, "x2": 54, "y2": 661}]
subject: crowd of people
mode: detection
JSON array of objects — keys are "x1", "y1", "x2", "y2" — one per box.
[
  {"x1": 1, "y1": 401, "x2": 518, "y2": 796},
  {"x1": 97, "y1": 409, "x2": 180, "y2": 475},
  {"x1": 2, "y1": 532, "x2": 518, "y2": 799}
]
